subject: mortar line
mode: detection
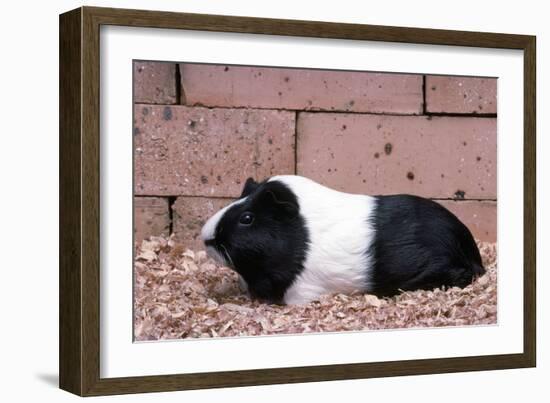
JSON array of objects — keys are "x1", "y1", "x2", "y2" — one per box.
[
  {"x1": 133, "y1": 103, "x2": 497, "y2": 118},
  {"x1": 431, "y1": 197, "x2": 497, "y2": 202},
  {"x1": 167, "y1": 196, "x2": 177, "y2": 235},
  {"x1": 294, "y1": 111, "x2": 299, "y2": 175},
  {"x1": 134, "y1": 194, "x2": 497, "y2": 202},
  {"x1": 136, "y1": 194, "x2": 236, "y2": 199},
  {"x1": 174, "y1": 64, "x2": 182, "y2": 105},
  {"x1": 422, "y1": 75, "x2": 427, "y2": 114}
]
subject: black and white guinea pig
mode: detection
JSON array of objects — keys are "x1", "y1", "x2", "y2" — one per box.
[{"x1": 201, "y1": 175, "x2": 485, "y2": 305}]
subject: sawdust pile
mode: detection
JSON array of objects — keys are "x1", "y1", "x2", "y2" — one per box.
[{"x1": 134, "y1": 236, "x2": 497, "y2": 341}]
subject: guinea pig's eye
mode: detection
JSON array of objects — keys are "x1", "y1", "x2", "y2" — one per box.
[{"x1": 239, "y1": 212, "x2": 255, "y2": 226}]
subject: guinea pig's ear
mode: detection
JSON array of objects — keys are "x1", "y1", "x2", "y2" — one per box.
[
  {"x1": 257, "y1": 183, "x2": 298, "y2": 220},
  {"x1": 240, "y1": 177, "x2": 259, "y2": 198}
]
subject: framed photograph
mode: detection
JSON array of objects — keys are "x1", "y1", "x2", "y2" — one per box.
[{"x1": 59, "y1": 6, "x2": 536, "y2": 396}]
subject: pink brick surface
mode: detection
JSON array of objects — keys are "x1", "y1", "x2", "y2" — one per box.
[
  {"x1": 172, "y1": 196, "x2": 233, "y2": 250},
  {"x1": 426, "y1": 76, "x2": 497, "y2": 114},
  {"x1": 179, "y1": 64, "x2": 423, "y2": 114},
  {"x1": 437, "y1": 200, "x2": 496, "y2": 242},
  {"x1": 134, "y1": 105, "x2": 295, "y2": 197},
  {"x1": 134, "y1": 197, "x2": 170, "y2": 243},
  {"x1": 133, "y1": 62, "x2": 177, "y2": 104},
  {"x1": 297, "y1": 113, "x2": 496, "y2": 199}
]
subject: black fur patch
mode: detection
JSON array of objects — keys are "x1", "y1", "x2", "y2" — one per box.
[
  {"x1": 368, "y1": 195, "x2": 484, "y2": 297},
  {"x1": 213, "y1": 180, "x2": 309, "y2": 303}
]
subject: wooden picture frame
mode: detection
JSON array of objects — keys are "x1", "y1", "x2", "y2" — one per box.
[{"x1": 59, "y1": 6, "x2": 536, "y2": 396}]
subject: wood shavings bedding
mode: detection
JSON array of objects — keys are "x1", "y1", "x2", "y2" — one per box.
[{"x1": 134, "y1": 236, "x2": 497, "y2": 341}]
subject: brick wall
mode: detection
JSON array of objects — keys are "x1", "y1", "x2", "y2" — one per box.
[{"x1": 133, "y1": 61, "x2": 497, "y2": 248}]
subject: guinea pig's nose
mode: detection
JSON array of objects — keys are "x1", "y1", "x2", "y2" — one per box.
[{"x1": 204, "y1": 239, "x2": 216, "y2": 247}]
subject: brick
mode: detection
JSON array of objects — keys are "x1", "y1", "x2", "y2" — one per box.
[
  {"x1": 172, "y1": 196, "x2": 233, "y2": 250},
  {"x1": 426, "y1": 76, "x2": 497, "y2": 114},
  {"x1": 134, "y1": 197, "x2": 170, "y2": 244},
  {"x1": 297, "y1": 113, "x2": 496, "y2": 199},
  {"x1": 133, "y1": 62, "x2": 177, "y2": 104},
  {"x1": 179, "y1": 64, "x2": 423, "y2": 114},
  {"x1": 437, "y1": 200, "x2": 496, "y2": 242},
  {"x1": 134, "y1": 105, "x2": 295, "y2": 197}
]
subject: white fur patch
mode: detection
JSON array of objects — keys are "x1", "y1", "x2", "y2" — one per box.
[
  {"x1": 200, "y1": 197, "x2": 247, "y2": 242},
  {"x1": 270, "y1": 176, "x2": 376, "y2": 305},
  {"x1": 201, "y1": 197, "x2": 248, "y2": 267}
]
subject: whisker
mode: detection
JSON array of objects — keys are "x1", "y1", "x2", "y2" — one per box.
[{"x1": 219, "y1": 244, "x2": 235, "y2": 268}]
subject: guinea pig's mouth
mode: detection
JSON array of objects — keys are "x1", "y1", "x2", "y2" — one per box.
[{"x1": 204, "y1": 239, "x2": 235, "y2": 269}]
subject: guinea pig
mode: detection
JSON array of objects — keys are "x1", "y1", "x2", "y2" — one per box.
[{"x1": 201, "y1": 175, "x2": 485, "y2": 305}]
